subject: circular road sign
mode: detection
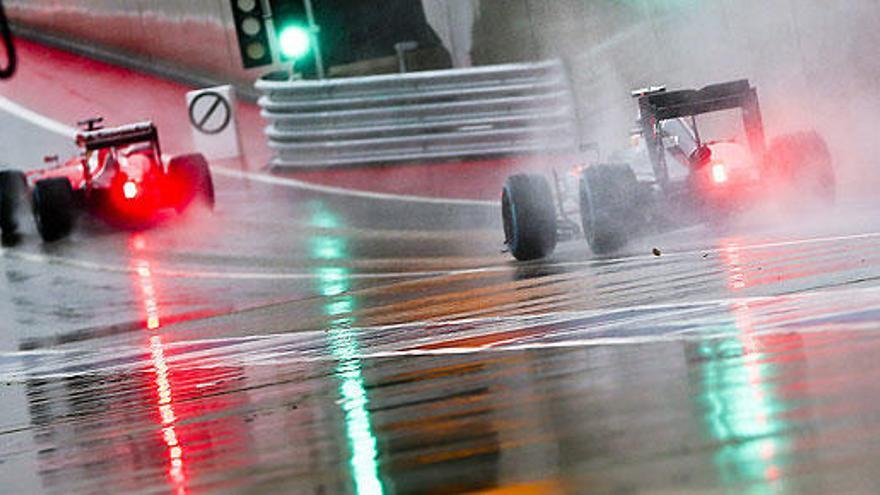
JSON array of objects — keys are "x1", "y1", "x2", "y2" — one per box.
[{"x1": 188, "y1": 91, "x2": 232, "y2": 135}]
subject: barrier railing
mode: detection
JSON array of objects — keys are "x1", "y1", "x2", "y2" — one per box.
[{"x1": 255, "y1": 60, "x2": 579, "y2": 168}]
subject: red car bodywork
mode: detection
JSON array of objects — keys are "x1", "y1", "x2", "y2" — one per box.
[{"x1": 27, "y1": 122, "x2": 196, "y2": 226}]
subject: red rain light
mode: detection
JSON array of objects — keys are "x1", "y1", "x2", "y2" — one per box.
[
  {"x1": 123, "y1": 180, "x2": 139, "y2": 199},
  {"x1": 711, "y1": 163, "x2": 729, "y2": 184}
]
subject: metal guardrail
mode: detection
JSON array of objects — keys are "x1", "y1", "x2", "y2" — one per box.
[{"x1": 255, "y1": 60, "x2": 579, "y2": 168}]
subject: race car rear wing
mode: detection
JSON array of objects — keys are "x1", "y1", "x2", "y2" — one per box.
[
  {"x1": 76, "y1": 121, "x2": 159, "y2": 151},
  {"x1": 637, "y1": 79, "x2": 758, "y2": 121}
]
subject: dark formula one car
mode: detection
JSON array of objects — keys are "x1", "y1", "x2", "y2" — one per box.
[
  {"x1": 0, "y1": 118, "x2": 214, "y2": 243},
  {"x1": 502, "y1": 79, "x2": 835, "y2": 261}
]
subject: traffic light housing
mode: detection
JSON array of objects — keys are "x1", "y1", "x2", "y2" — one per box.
[
  {"x1": 231, "y1": 0, "x2": 273, "y2": 68},
  {"x1": 268, "y1": 0, "x2": 312, "y2": 62}
]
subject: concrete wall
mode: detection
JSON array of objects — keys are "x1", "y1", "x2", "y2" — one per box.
[
  {"x1": 7, "y1": 0, "x2": 248, "y2": 85},
  {"x1": 7, "y1": 0, "x2": 447, "y2": 86}
]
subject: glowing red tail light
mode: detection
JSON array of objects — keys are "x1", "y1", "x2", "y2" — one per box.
[
  {"x1": 711, "y1": 163, "x2": 729, "y2": 184},
  {"x1": 123, "y1": 180, "x2": 139, "y2": 199}
]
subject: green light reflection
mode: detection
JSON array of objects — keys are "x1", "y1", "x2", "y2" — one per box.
[
  {"x1": 312, "y1": 236, "x2": 347, "y2": 261},
  {"x1": 311, "y1": 204, "x2": 385, "y2": 495},
  {"x1": 327, "y1": 298, "x2": 356, "y2": 317},
  {"x1": 327, "y1": 316, "x2": 384, "y2": 495},
  {"x1": 316, "y1": 266, "x2": 350, "y2": 297},
  {"x1": 309, "y1": 201, "x2": 343, "y2": 229},
  {"x1": 697, "y1": 326, "x2": 791, "y2": 493}
]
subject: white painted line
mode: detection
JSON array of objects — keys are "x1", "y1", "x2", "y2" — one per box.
[
  {"x1": 210, "y1": 166, "x2": 498, "y2": 207},
  {"x1": 3, "y1": 249, "x2": 506, "y2": 281},
  {"x1": 0, "y1": 96, "x2": 498, "y2": 207},
  {"x1": 0, "y1": 95, "x2": 78, "y2": 138}
]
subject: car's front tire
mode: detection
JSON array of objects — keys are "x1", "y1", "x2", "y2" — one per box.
[
  {"x1": 33, "y1": 177, "x2": 76, "y2": 242},
  {"x1": 502, "y1": 174, "x2": 558, "y2": 261}
]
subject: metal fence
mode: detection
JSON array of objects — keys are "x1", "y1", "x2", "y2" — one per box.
[{"x1": 254, "y1": 60, "x2": 579, "y2": 168}]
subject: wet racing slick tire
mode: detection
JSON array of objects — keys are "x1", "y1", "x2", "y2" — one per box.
[
  {"x1": 168, "y1": 154, "x2": 215, "y2": 212},
  {"x1": 766, "y1": 131, "x2": 835, "y2": 203},
  {"x1": 0, "y1": 170, "x2": 27, "y2": 244},
  {"x1": 502, "y1": 174, "x2": 558, "y2": 261},
  {"x1": 32, "y1": 177, "x2": 76, "y2": 242},
  {"x1": 579, "y1": 164, "x2": 644, "y2": 254}
]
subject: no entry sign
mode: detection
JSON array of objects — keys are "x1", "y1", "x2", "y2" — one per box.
[
  {"x1": 189, "y1": 91, "x2": 231, "y2": 135},
  {"x1": 186, "y1": 85, "x2": 241, "y2": 160}
]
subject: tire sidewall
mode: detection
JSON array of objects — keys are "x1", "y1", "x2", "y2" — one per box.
[
  {"x1": 765, "y1": 131, "x2": 835, "y2": 203},
  {"x1": 0, "y1": 170, "x2": 27, "y2": 237},
  {"x1": 502, "y1": 174, "x2": 557, "y2": 261},
  {"x1": 33, "y1": 178, "x2": 76, "y2": 242},
  {"x1": 579, "y1": 165, "x2": 641, "y2": 254},
  {"x1": 168, "y1": 154, "x2": 214, "y2": 211}
]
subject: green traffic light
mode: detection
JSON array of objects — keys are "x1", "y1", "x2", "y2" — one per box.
[{"x1": 278, "y1": 25, "x2": 311, "y2": 59}]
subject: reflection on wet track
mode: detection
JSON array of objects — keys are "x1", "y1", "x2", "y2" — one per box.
[
  {"x1": 2, "y1": 186, "x2": 880, "y2": 494},
  {"x1": 8, "y1": 280, "x2": 880, "y2": 494},
  {"x1": 3, "y1": 94, "x2": 880, "y2": 494}
]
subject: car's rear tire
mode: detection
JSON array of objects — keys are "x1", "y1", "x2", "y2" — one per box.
[
  {"x1": 0, "y1": 170, "x2": 28, "y2": 244},
  {"x1": 502, "y1": 174, "x2": 558, "y2": 261},
  {"x1": 766, "y1": 131, "x2": 835, "y2": 203},
  {"x1": 579, "y1": 164, "x2": 645, "y2": 254},
  {"x1": 168, "y1": 154, "x2": 215, "y2": 212},
  {"x1": 32, "y1": 178, "x2": 76, "y2": 242}
]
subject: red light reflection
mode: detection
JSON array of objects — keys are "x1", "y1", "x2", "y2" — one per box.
[
  {"x1": 718, "y1": 237, "x2": 880, "y2": 292},
  {"x1": 130, "y1": 233, "x2": 188, "y2": 494}
]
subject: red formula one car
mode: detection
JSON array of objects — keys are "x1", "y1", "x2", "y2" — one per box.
[{"x1": 0, "y1": 118, "x2": 214, "y2": 243}]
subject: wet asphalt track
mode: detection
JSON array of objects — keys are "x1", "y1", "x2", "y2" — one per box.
[{"x1": 3, "y1": 106, "x2": 880, "y2": 495}]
